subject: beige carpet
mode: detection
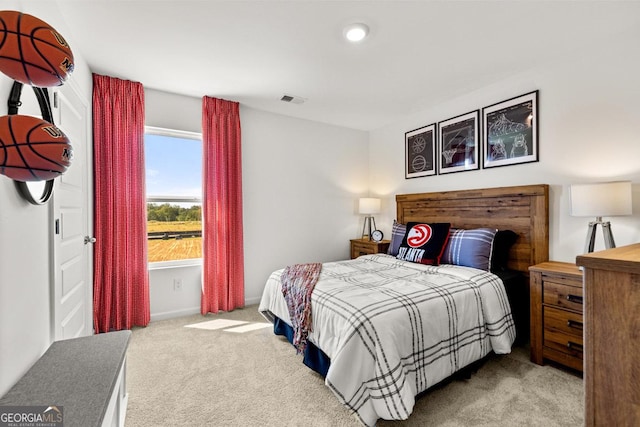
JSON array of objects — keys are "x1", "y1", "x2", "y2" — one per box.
[{"x1": 125, "y1": 306, "x2": 584, "y2": 426}]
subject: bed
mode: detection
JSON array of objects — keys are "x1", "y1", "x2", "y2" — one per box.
[{"x1": 259, "y1": 184, "x2": 549, "y2": 426}]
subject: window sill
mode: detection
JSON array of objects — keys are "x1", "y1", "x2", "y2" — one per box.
[{"x1": 148, "y1": 258, "x2": 202, "y2": 271}]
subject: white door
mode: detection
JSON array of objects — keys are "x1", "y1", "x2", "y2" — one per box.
[{"x1": 51, "y1": 80, "x2": 93, "y2": 340}]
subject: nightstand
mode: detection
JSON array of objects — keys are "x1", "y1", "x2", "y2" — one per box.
[
  {"x1": 350, "y1": 238, "x2": 390, "y2": 259},
  {"x1": 529, "y1": 261, "x2": 584, "y2": 372}
]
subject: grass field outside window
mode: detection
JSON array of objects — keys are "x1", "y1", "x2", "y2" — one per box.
[{"x1": 145, "y1": 126, "x2": 202, "y2": 265}]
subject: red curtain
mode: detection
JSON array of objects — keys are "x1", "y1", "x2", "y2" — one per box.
[
  {"x1": 92, "y1": 74, "x2": 150, "y2": 332},
  {"x1": 201, "y1": 96, "x2": 245, "y2": 314}
]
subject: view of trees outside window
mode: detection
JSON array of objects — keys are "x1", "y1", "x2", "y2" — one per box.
[{"x1": 145, "y1": 128, "x2": 202, "y2": 263}]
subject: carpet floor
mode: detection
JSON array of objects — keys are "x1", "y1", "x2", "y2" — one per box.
[{"x1": 124, "y1": 305, "x2": 583, "y2": 426}]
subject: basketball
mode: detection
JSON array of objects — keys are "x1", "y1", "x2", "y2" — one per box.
[
  {"x1": 0, "y1": 114, "x2": 73, "y2": 181},
  {"x1": 0, "y1": 10, "x2": 74, "y2": 87}
]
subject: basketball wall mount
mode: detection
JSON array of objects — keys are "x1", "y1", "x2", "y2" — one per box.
[
  {"x1": 6, "y1": 81, "x2": 58, "y2": 205},
  {"x1": 0, "y1": 10, "x2": 75, "y2": 205}
]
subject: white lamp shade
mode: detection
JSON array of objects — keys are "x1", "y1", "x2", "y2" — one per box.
[
  {"x1": 359, "y1": 197, "x2": 380, "y2": 214},
  {"x1": 570, "y1": 181, "x2": 632, "y2": 217}
]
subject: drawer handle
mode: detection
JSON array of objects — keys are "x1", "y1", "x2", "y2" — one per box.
[
  {"x1": 567, "y1": 320, "x2": 583, "y2": 330},
  {"x1": 567, "y1": 341, "x2": 583, "y2": 352},
  {"x1": 566, "y1": 294, "x2": 583, "y2": 304}
]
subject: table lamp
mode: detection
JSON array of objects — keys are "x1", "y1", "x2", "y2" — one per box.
[
  {"x1": 570, "y1": 181, "x2": 632, "y2": 253},
  {"x1": 359, "y1": 198, "x2": 380, "y2": 240}
]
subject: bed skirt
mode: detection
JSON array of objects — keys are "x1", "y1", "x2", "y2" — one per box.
[{"x1": 273, "y1": 316, "x2": 331, "y2": 377}]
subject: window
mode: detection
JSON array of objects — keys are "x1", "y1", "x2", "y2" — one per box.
[{"x1": 145, "y1": 127, "x2": 202, "y2": 265}]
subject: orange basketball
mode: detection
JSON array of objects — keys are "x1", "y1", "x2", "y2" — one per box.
[
  {"x1": 0, "y1": 114, "x2": 73, "y2": 181},
  {"x1": 0, "y1": 10, "x2": 74, "y2": 87}
]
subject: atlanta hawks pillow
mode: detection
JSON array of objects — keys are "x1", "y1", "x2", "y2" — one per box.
[{"x1": 396, "y1": 222, "x2": 451, "y2": 265}]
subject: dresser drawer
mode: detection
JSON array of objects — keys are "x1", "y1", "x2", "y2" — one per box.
[
  {"x1": 544, "y1": 306, "x2": 584, "y2": 337},
  {"x1": 544, "y1": 328, "x2": 583, "y2": 357},
  {"x1": 351, "y1": 242, "x2": 375, "y2": 258},
  {"x1": 541, "y1": 272, "x2": 582, "y2": 288},
  {"x1": 543, "y1": 281, "x2": 583, "y2": 312},
  {"x1": 350, "y1": 239, "x2": 390, "y2": 259}
]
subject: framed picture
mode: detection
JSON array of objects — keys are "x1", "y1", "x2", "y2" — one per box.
[
  {"x1": 405, "y1": 124, "x2": 436, "y2": 179},
  {"x1": 438, "y1": 110, "x2": 479, "y2": 174},
  {"x1": 483, "y1": 90, "x2": 538, "y2": 168}
]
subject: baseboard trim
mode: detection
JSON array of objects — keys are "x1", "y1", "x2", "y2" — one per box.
[
  {"x1": 150, "y1": 307, "x2": 200, "y2": 322},
  {"x1": 245, "y1": 296, "x2": 261, "y2": 306},
  {"x1": 151, "y1": 297, "x2": 261, "y2": 322}
]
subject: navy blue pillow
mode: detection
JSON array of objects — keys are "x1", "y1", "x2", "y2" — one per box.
[
  {"x1": 441, "y1": 228, "x2": 498, "y2": 271},
  {"x1": 387, "y1": 221, "x2": 406, "y2": 256},
  {"x1": 396, "y1": 222, "x2": 451, "y2": 265},
  {"x1": 490, "y1": 229, "x2": 519, "y2": 272}
]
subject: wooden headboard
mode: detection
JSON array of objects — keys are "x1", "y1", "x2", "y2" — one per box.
[{"x1": 396, "y1": 184, "x2": 549, "y2": 274}]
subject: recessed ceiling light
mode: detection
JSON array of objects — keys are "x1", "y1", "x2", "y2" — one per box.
[{"x1": 344, "y1": 23, "x2": 369, "y2": 43}]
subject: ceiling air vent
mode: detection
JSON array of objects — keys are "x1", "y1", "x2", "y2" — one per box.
[{"x1": 280, "y1": 94, "x2": 306, "y2": 104}]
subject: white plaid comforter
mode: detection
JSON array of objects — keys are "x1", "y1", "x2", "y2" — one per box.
[{"x1": 259, "y1": 254, "x2": 516, "y2": 426}]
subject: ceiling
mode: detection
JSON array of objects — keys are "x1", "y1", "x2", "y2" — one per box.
[{"x1": 27, "y1": 1, "x2": 640, "y2": 131}]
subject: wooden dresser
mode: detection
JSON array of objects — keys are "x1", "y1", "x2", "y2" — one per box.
[
  {"x1": 529, "y1": 261, "x2": 584, "y2": 372},
  {"x1": 577, "y1": 243, "x2": 640, "y2": 427},
  {"x1": 350, "y1": 238, "x2": 390, "y2": 259}
]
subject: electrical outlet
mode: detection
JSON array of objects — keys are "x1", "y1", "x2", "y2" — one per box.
[{"x1": 173, "y1": 278, "x2": 183, "y2": 292}]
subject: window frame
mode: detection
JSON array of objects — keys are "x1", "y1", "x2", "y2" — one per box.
[{"x1": 145, "y1": 126, "x2": 203, "y2": 269}]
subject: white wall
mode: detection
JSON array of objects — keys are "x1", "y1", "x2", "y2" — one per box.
[
  {"x1": 145, "y1": 89, "x2": 202, "y2": 133},
  {"x1": 145, "y1": 89, "x2": 369, "y2": 318},
  {"x1": 148, "y1": 262, "x2": 203, "y2": 321},
  {"x1": 369, "y1": 23, "x2": 640, "y2": 262},
  {"x1": 241, "y1": 107, "x2": 369, "y2": 302},
  {"x1": 0, "y1": 1, "x2": 93, "y2": 396}
]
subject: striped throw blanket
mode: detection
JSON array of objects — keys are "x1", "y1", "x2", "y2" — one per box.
[{"x1": 280, "y1": 263, "x2": 322, "y2": 353}]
